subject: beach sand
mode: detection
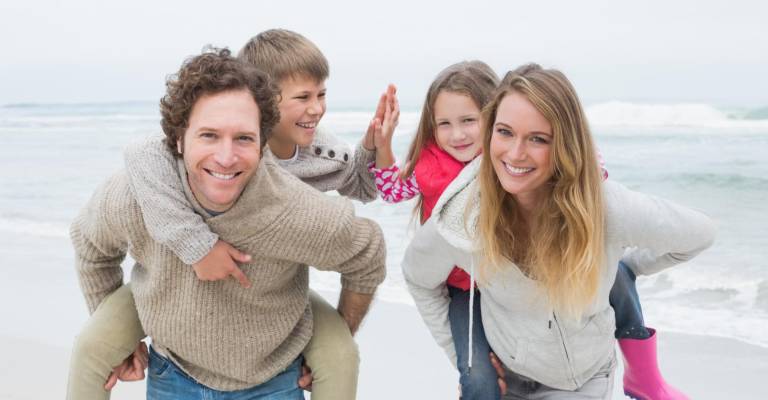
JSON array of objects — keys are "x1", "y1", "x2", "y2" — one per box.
[{"x1": 3, "y1": 294, "x2": 766, "y2": 399}]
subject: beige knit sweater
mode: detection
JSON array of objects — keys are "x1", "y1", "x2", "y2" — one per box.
[{"x1": 70, "y1": 154, "x2": 386, "y2": 390}]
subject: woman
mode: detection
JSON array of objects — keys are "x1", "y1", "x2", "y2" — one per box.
[{"x1": 402, "y1": 64, "x2": 715, "y2": 399}]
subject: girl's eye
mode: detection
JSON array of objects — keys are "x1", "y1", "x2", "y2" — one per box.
[
  {"x1": 463, "y1": 118, "x2": 477, "y2": 123},
  {"x1": 437, "y1": 121, "x2": 450, "y2": 127}
]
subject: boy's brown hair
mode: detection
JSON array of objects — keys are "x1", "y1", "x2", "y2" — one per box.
[{"x1": 238, "y1": 29, "x2": 329, "y2": 84}]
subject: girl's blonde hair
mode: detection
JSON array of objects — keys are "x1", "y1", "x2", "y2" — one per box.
[
  {"x1": 475, "y1": 63, "x2": 605, "y2": 317},
  {"x1": 403, "y1": 61, "x2": 499, "y2": 219}
]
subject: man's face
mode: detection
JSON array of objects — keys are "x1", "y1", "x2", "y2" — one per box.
[{"x1": 180, "y1": 89, "x2": 261, "y2": 213}]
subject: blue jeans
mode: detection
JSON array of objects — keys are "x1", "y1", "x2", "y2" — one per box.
[
  {"x1": 147, "y1": 346, "x2": 304, "y2": 400},
  {"x1": 448, "y1": 286, "x2": 501, "y2": 400},
  {"x1": 610, "y1": 261, "x2": 651, "y2": 339}
]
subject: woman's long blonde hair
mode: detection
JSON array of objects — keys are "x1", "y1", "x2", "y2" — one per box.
[
  {"x1": 403, "y1": 61, "x2": 499, "y2": 220},
  {"x1": 475, "y1": 64, "x2": 605, "y2": 317}
]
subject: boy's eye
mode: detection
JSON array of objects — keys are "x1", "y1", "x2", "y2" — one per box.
[{"x1": 318, "y1": 91, "x2": 327, "y2": 98}]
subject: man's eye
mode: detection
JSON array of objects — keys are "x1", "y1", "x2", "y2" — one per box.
[
  {"x1": 200, "y1": 132, "x2": 216, "y2": 139},
  {"x1": 238, "y1": 136, "x2": 256, "y2": 142}
]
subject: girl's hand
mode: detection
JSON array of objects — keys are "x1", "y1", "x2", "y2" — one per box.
[{"x1": 374, "y1": 85, "x2": 400, "y2": 150}]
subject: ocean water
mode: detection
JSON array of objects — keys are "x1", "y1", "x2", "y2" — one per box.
[{"x1": 1, "y1": 101, "x2": 766, "y2": 350}]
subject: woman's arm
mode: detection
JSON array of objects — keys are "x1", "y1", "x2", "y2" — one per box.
[
  {"x1": 402, "y1": 219, "x2": 463, "y2": 366},
  {"x1": 608, "y1": 181, "x2": 717, "y2": 276}
]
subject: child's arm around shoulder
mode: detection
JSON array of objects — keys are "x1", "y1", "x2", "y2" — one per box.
[{"x1": 123, "y1": 136, "x2": 217, "y2": 265}]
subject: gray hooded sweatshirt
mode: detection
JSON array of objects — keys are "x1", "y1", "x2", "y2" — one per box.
[{"x1": 401, "y1": 158, "x2": 716, "y2": 391}]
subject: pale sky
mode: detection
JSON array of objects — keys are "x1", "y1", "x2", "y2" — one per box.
[{"x1": 1, "y1": 0, "x2": 766, "y2": 109}]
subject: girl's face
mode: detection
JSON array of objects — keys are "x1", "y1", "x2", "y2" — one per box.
[
  {"x1": 433, "y1": 91, "x2": 483, "y2": 162},
  {"x1": 490, "y1": 92, "x2": 554, "y2": 210}
]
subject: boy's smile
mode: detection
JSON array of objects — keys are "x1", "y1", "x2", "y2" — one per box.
[{"x1": 269, "y1": 76, "x2": 327, "y2": 159}]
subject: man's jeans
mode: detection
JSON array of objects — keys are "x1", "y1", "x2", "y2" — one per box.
[
  {"x1": 147, "y1": 347, "x2": 303, "y2": 400},
  {"x1": 610, "y1": 261, "x2": 651, "y2": 339},
  {"x1": 448, "y1": 286, "x2": 501, "y2": 400}
]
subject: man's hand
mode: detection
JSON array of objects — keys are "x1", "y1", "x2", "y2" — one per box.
[
  {"x1": 104, "y1": 341, "x2": 149, "y2": 390},
  {"x1": 489, "y1": 352, "x2": 508, "y2": 395},
  {"x1": 192, "y1": 240, "x2": 252, "y2": 288},
  {"x1": 337, "y1": 289, "x2": 374, "y2": 336},
  {"x1": 298, "y1": 362, "x2": 314, "y2": 391}
]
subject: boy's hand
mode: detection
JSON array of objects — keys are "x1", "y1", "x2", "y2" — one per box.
[
  {"x1": 192, "y1": 240, "x2": 252, "y2": 288},
  {"x1": 104, "y1": 341, "x2": 149, "y2": 390}
]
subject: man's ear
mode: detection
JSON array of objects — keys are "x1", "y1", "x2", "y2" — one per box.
[{"x1": 177, "y1": 139, "x2": 183, "y2": 154}]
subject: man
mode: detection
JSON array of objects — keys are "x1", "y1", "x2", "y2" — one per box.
[{"x1": 70, "y1": 47, "x2": 386, "y2": 398}]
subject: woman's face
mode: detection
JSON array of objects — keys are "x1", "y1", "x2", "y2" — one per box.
[{"x1": 489, "y1": 92, "x2": 554, "y2": 210}]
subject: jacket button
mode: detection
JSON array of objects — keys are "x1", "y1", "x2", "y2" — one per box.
[
  {"x1": 328, "y1": 150, "x2": 336, "y2": 158},
  {"x1": 343, "y1": 153, "x2": 349, "y2": 162},
  {"x1": 315, "y1": 147, "x2": 322, "y2": 155}
]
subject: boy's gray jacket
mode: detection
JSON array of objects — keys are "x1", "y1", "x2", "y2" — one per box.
[{"x1": 401, "y1": 158, "x2": 716, "y2": 391}]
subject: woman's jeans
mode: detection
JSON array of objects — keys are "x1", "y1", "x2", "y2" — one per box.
[
  {"x1": 448, "y1": 286, "x2": 501, "y2": 400},
  {"x1": 147, "y1": 347, "x2": 303, "y2": 400},
  {"x1": 610, "y1": 261, "x2": 651, "y2": 340}
]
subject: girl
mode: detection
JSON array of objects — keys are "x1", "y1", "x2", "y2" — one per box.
[
  {"x1": 401, "y1": 64, "x2": 715, "y2": 399},
  {"x1": 369, "y1": 60, "x2": 504, "y2": 399}
]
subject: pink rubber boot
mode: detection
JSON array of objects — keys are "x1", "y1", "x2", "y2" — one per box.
[{"x1": 618, "y1": 328, "x2": 689, "y2": 400}]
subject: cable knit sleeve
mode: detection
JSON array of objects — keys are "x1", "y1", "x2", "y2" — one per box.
[
  {"x1": 335, "y1": 141, "x2": 378, "y2": 203},
  {"x1": 259, "y1": 191, "x2": 386, "y2": 294},
  {"x1": 70, "y1": 174, "x2": 131, "y2": 314},
  {"x1": 123, "y1": 136, "x2": 217, "y2": 265},
  {"x1": 367, "y1": 162, "x2": 420, "y2": 203}
]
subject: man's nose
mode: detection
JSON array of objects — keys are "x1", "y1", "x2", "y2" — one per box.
[{"x1": 214, "y1": 140, "x2": 237, "y2": 168}]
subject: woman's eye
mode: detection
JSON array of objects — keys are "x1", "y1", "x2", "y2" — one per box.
[
  {"x1": 496, "y1": 128, "x2": 512, "y2": 136},
  {"x1": 531, "y1": 136, "x2": 549, "y2": 144}
]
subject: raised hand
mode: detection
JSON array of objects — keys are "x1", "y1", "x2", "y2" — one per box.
[
  {"x1": 192, "y1": 240, "x2": 252, "y2": 288},
  {"x1": 373, "y1": 84, "x2": 399, "y2": 168}
]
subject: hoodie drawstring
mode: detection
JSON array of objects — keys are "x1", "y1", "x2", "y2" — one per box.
[{"x1": 468, "y1": 257, "x2": 475, "y2": 371}]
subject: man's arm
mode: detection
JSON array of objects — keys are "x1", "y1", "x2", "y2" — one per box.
[
  {"x1": 336, "y1": 289, "x2": 374, "y2": 335},
  {"x1": 70, "y1": 174, "x2": 130, "y2": 313}
]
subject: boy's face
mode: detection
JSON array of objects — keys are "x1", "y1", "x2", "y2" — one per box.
[{"x1": 271, "y1": 75, "x2": 327, "y2": 148}]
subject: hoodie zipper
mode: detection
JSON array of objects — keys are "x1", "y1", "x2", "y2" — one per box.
[{"x1": 551, "y1": 312, "x2": 579, "y2": 387}]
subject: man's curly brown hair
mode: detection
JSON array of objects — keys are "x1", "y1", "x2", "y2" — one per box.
[{"x1": 160, "y1": 47, "x2": 280, "y2": 157}]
